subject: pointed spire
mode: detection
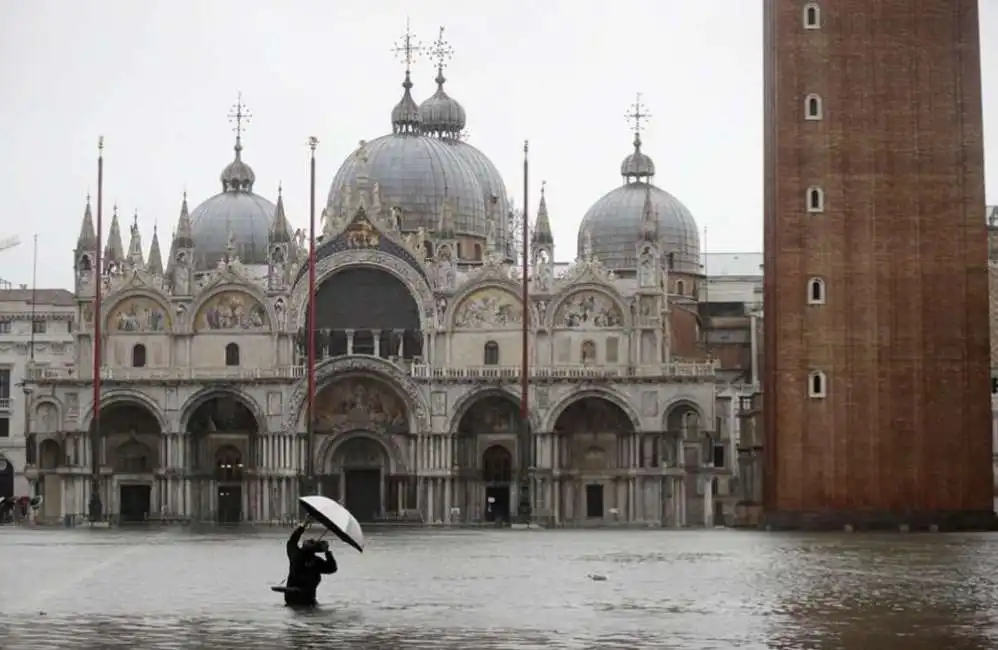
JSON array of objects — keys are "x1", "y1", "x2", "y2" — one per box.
[
  {"x1": 438, "y1": 184, "x2": 456, "y2": 237},
  {"x1": 77, "y1": 194, "x2": 97, "y2": 251},
  {"x1": 532, "y1": 181, "x2": 554, "y2": 247},
  {"x1": 391, "y1": 20, "x2": 424, "y2": 134},
  {"x1": 418, "y1": 26, "x2": 466, "y2": 138},
  {"x1": 147, "y1": 223, "x2": 164, "y2": 275},
  {"x1": 270, "y1": 183, "x2": 292, "y2": 243},
  {"x1": 126, "y1": 210, "x2": 145, "y2": 267},
  {"x1": 621, "y1": 93, "x2": 656, "y2": 182},
  {"x1": 173, "y1": 192, "x2": 194, "y2": 249},
  {"x1": 220, "y1": 94, "x2": 256, "y2": 192},
  {"x1": 225, "y1": 220, "x2": 238, "y2": 262},
  {"x1": 104, "y1": 204, "x2": 125, "y2": 267}
]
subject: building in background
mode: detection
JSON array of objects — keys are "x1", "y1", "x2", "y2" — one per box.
[
  {"x1": 759, "y1": 0, "x2": 992, "y2": 530},
  {"x1": 22, "y1": 31, "x2": 726, "y2": 527},
  {"x1": 0, "y1": 288, "x2": 76, "y2": 500}
]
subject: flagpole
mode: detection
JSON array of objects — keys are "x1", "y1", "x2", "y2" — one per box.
[
  {"x1": 305, "y1": 136, "x2": 318, "y2": 497},
  {"x1": 519, "y1": 139, "x2": 531, "y2": 525},
  {"x1": 89, "y1": 136, "x2": 105, "y2": 523}
]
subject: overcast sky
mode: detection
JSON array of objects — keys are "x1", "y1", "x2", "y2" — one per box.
[{"x1": 1, "y1": 1, "x2": 996, "y2": 289}]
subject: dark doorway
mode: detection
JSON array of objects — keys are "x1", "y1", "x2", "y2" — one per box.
[
  {"x1": 0, "y1": 457, "x2": 13, "y2": 499},
  {"x1": 217, "y1": 485, "x2": 242, "y2": 523},
  {"x1": 485, "y1": 485, "x2": 510, "y2": 523},
  {"x1": 585, "y1": 484, "x2": 604, "y2": 519},
  {"x1": 119, "y1": 484, "x2": 151, "y2": 523},
  {"x1": 344, "y1": 469, "x2": 381, "y2": 523}
]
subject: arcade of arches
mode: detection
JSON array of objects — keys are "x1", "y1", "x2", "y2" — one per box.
[
  {"x1": 314, "y1": 375, "x2": 415, "y2": 523},
  {"x1": 298, "y1": 267, "x2": 424, "y2": 363}
]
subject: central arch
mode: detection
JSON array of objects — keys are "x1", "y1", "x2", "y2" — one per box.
[
  {"x1": 299, "y1": 265, "x2": 423, "y2": 362},
  {"x1": 87, "y1": 397, "x2": 164, "y2": 524},
  {"x1": 312, "y1": 372, "x2": 414, "y2": 522},
  {"x1": 181, "y1": 389, "x2": 264, "y2": 523},
  {"x1": 548, "y1": 391, "x2": 638, "y2": 523},
  {"x1": 287, "y1": 355, "x2": 430, "y2": 435}
]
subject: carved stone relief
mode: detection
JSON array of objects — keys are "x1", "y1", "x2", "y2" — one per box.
[
  {"x1": 333, "y1": 437, "x2": 387, "y2": 468},
  {"x1": 267, "y1": 391, "x2": 282, "y2": 417},
  {"x1": 554, "y1": 291, "x2": 623, "y2": 328},
  {"x1": 641, "y1": 390, "x2": 659, "y2": 417},
  {"x1": 431, "y1": 391, "x2": 447, "y2": 416},
  {"x1": 36, "y1": 403, "x2": 58, "y2": 434},
  {"x1": 453, "y1": 287, "x2": 522, "y2": 329}
]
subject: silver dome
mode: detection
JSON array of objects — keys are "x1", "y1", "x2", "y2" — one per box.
[
  {"x1": 445, "y1": 140, "x2": 510, "y2": 237},
  {"x1": 419, "y1": 71, "x2": 467, "y2": 137},
  {"x1": 579, "y1": 182, "x2": 700, "y2": 274},
  {"x1": 327, "y1": 134, "x2": 488, "y2": 237},
  {"x1": 190, "y1": 191, "x2": 278, "y2": 270}
]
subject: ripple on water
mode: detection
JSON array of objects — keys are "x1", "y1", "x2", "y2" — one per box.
[{"x1": 4, "y1": 527, "x2": 998, "y2": 649}]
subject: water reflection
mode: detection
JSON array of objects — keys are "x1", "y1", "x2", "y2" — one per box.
[{"x1": 1, "y1": 528, "x2": 997, "y2": 649}]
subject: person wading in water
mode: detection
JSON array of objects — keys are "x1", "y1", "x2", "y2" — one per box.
[{"x1": 284, "y1": 518, "x2": 337, "y2": 607}]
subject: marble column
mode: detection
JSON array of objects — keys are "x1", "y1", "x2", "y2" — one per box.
[
  {"x1": 373, "y1": 330, "x2": 381, "y2": 357},
  {"x1": 346, "y1": 330, "x2": 354, "y2": 355}
]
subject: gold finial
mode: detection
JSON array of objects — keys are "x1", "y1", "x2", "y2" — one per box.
[
  {"x1": 228, "y1": 93, "x2": 251, "y2": 144},
  {"x1": 308, "y1": 136, "x2": 319, "y2": 152},
  {"x1": 430, "y1": 26, "x2": 453, "y2": 72},
  {"x1": 98, "y1": 136, "x2": 104, "y2": 153},
  {"x1": 132, "y1": 209, "x2": 139, "y2": 229},
  {"x1": 524, "y1": 140, "x2": 529, "y2": 155},
  {"x1": 112, "y1": 203, "x2": 119, "y2": 217},
  {"x1": 277, "y1": 182, "x2": 283, "y2": 198},
  {"x1": 626, "y1": 92, "x2": 651, "y2": 134},
  {"x1": 392, "y1": 17, "x2": 423, "y2": 71},
  {"x1": 541, "y1": 180, "x2": 546, "y2": 196}
]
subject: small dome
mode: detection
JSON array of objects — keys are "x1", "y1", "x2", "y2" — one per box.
[
  {"x1": 327, "y1": 135, "x2": 487, "y2": 237},
  {"x1": 579, "y1": 182, "x2": 700, "y2": 274},
  {"x1": 419, "y1": 69, "x2": 466, "y2": 137},
  {"x1": 190, "y1": 192, "x2": 279, "y2": 270},
  {"x1": 391, "y1": 71, "x2": 422, "y2": 135},
  {"x1": 220, "y1": 143, "x2": 256, "y2": 192}
]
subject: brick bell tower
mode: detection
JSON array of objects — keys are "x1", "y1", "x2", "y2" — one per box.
[{"x1": 762, "y1": 1, "x2": 994, "y2": 530}]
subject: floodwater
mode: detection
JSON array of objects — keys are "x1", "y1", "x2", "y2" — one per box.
[{"x1": 2, "y1": 527, "x2": 998, "y2": 649}]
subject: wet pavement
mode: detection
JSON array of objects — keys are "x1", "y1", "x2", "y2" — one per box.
[{"x1": 2, "y1": 526, "x2": 998, "y2": 649}]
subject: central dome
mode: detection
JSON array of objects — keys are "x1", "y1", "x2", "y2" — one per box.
[
  {"x1": 327, "y1": 135, "x2": 487, "y2": 236},
  {"x1": 326, "y1": 70, "x2": 488, "y2": 238}
]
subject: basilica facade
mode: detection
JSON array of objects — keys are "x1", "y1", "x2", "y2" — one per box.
[{"x1": 22, "y1": 40, "x2": 720, "y2": 527}]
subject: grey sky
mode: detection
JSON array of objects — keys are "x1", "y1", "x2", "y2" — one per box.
[{"x1": 1, "y1": 1, "x2": 996, "y2": 289}]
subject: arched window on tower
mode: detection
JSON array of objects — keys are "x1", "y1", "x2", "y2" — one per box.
[
  {"x1": 808, "y1": 371, "x2": 827, "y2": 398},
  {"x1": 805, "y1": 94, "x2": 823, "y2": 120},
  {"x1": 803, "y1": 3, "x2": 821, "y2": 29},
  {"x1": 676, "y1": 280, "x2": 686, "y2": 296},
  {"x1": 807, "y1": 186, "x2": 825, "y2": 213},
  {"x1": 225, "y1": 343, "x2": 240, "y2": 367},
  {"x1": 131, "y1": 344, "x2": 147, "y2": 368},
  {"x1": 808, "y1": 277, "x2": 826, "y2": 305},
  {"x1": 484, "y1": 341, "x2": 499, "y2": 366}
]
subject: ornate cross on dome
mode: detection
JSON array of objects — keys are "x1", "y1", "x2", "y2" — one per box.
[
  {"x1": 392, "y1": 18, "x2": 423, "y2": 71},
  {"x1": 430, "y1": 26, "x2": 453, "y2": 71},
  {"x1": 228, "y1": 93, "x2": 252, "y2": 143},
  {"x1": 625, "y1": 93, "x2": 650, "y2": 134}
]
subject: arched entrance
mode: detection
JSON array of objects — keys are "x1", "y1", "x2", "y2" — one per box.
[
  {"x1": 303, "y1": 267, "x2": 423, "y2": 362},
  {"x1": 315, "y1": 375, "x2": 411, "y2": 522},
  {"x1": 455, "y1": 393, "x2": 521, "y2": 522},
  {"x1": 185, "y1": 392, "x2": 260, "y2": 522},
  {"x1": 214, "y1": 445, "x2": 244, "y2": 523},
  {"x1": 98, "y1": 400, "x2": 162, "y2": 523},
  {"x1": 552, "y1": 396, "x2": 634, "y2": 522},
  {"x1": 481, "y1": 445, "x2": 513, "y2": 522},
  {"x1": 327, "y1": 436, "x2": 388, "y2": 523},
  {"x1": 665, "y1": 402, "x2": 705, "y2": 527}
]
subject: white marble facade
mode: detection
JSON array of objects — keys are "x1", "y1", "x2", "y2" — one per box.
[{"x1": 24, "y1": 69, "x2": 722, "y2": 526}]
